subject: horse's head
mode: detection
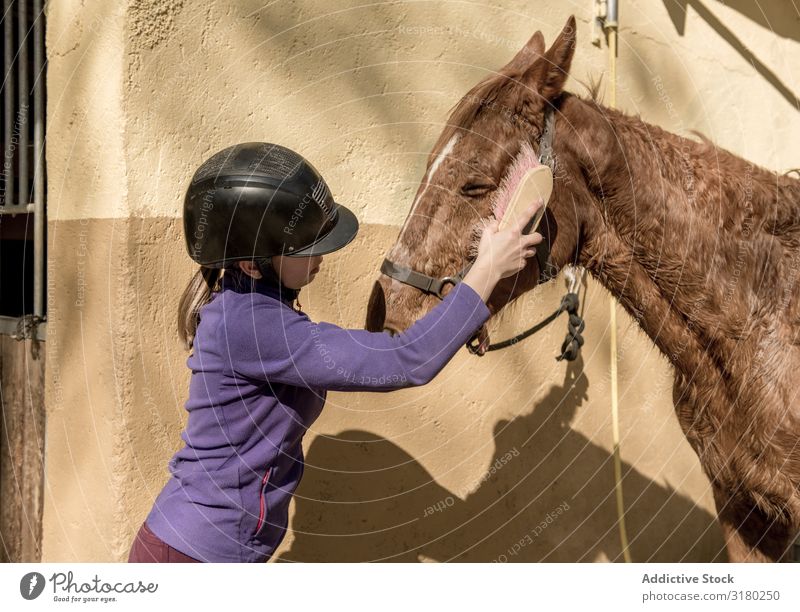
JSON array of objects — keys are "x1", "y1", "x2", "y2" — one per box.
[{"x1": 367, "y1": 15, "x2": 582, "y2": 337}]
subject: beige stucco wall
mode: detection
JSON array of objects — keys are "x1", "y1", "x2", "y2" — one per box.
[{"x1": 42, "y1": 0, "x2": 800, "y2": 562}]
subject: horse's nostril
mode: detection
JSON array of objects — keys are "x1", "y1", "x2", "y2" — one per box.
[{"x1": 383, "y1": 326, "x2": 398, "y2": 337}]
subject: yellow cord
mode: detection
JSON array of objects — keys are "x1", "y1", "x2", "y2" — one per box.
[{"x1": 607, "y1": 19, "x2": 632, "y2": 564}]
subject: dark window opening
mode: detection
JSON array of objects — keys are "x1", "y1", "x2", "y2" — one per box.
[{"x1": 0, "y1": 0, "x2": 47, "y2": 339}]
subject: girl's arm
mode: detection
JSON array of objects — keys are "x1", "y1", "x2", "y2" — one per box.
[
  {"x1": 222, "y1": 200, "x2": 544, "y2": 392},
  {"x1": 221, "y1": 279, "x2": 490, "y2": 392}
]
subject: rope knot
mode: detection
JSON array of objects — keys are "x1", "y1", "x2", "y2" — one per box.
[{"x1": 557, "y1": 292, "x2": 585, "y2": 361}]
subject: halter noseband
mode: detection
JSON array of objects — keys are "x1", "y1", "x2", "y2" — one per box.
[{"x1": 379, "y1": 104, "x2": 585, "y2": 360}]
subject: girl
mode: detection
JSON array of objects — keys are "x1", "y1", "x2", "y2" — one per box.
[{"x1": 127, "y1": 142, "x2": 543, "y2": 563}]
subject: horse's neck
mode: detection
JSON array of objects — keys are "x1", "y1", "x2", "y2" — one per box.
[{"x1": 562, "y1": 94, "x2": 800, "y2": 383}]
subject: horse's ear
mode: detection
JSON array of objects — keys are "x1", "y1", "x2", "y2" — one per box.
[
  {"x1": 525, "y1": 15, "x2": 577, "y2": 101},
  {"x1": 501, "y1": 30, "x2": 546, "y2": 75},
  {"x1": 541, "y1": 15, "x2": 577, "y2": 99}
]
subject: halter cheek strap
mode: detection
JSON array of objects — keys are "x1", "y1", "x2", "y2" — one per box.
[{"x1": 379, "y1": 259, "x2": 474, "y2": 300}]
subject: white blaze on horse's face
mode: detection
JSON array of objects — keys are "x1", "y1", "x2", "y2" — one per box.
[{"x1": 390, "y1": 133, "x2": 462, "y2": 277}]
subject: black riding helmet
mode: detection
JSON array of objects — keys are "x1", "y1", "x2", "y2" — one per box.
[{"x1": 183, "y1": 142, "x2": 359, "y2": 268}]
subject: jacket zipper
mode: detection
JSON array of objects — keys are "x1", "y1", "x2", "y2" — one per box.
[{"x1": 255, "y1": 468, "x2": 271, "y2": 534}]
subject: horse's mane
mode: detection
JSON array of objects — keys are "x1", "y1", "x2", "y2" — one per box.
[
  {"x1": 428, "y1": 70, "x2": 512, "y2": 165},
  {"x1": 430, "y1": 68, "x2": 607, "y2": 166}
]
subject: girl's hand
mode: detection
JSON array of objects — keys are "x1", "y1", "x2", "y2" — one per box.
[
  {"x1": 475, "y1": 199, "x2": 544, "y2": 279},
  {"x1": 462, "y1": 200, "x2": 545, "y2": 302}
]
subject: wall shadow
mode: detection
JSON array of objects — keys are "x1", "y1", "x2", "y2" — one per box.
[
  {"x1": 663, "y1": 0, "x2": 800, "y2": 109},
  {"x1": 666, "y1": 0, "x2": 800, "y2": 42},
  {"x1": 279, "y1": 358, "x2": 725, "y2": 562}
]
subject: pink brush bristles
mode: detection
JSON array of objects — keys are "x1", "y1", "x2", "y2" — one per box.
[
  {"x1": 491, "y1": 141, "x2": 542, "y2": 223},
  {"x1": 466, "y1": 141, "x2": 545, "y2": 261}
]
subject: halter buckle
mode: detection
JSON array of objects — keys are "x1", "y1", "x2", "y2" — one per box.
[
  {"x1": 435, "y1": 276, "x2": 459, "y2": 299},
  {"x1": 466, "y1": 334, "x2": 483, "y2": 355}
]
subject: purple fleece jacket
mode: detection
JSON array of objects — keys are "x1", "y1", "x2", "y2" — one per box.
[{"x1": 145, "y1": 269, "x2": 490, "y2": 562}]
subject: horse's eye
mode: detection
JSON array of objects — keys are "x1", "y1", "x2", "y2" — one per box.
[{"x1": 460, "y1": 183, "x2": 495, "y2": 197}]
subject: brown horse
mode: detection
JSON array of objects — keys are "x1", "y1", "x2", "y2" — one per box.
[{"x1": 365, "y1": 15, "x2": 800, "y2": 562}]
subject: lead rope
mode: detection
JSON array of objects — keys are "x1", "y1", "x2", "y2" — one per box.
[
  {"x1": 466, "y1": 283, "x2": 585, "y2": 359},
  {"x1": 467, "y1": 265, "x2": 587, "y2": 359},
  {"x1": 559, "y1": 266, "x2": 587, "y2": 361},
  {"x1": 605, "y1": 4, "x2": 632, "y2": 564}
]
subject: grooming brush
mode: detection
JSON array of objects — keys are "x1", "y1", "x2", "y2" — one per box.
[
  {"x1": 469, "y1": 143, "x2": 553, "y2": 356},
  {"x1": 491, "y1": 141, "x2": 553, "y2": 233}
]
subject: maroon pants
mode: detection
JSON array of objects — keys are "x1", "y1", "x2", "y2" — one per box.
[{"x1": 127, "y1": 521, "x2": 203, "y2": 563}]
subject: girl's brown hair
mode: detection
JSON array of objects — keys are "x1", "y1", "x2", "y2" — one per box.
[{"x1": 177, "y1": 265, "x2": 223, "y2": 350}]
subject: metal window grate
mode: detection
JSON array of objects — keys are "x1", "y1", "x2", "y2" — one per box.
[{"x1": 0, "y1": 0, "x2": 46, "y2": 340}]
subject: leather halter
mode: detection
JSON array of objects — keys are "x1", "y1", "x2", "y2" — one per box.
[
  {"x1": 379, "y1": 103, "x2": 585, "y2": 360},
  {"x1": 381, "y1": 106, "x2": 558, "y2": 295}
]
